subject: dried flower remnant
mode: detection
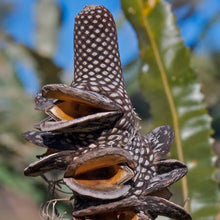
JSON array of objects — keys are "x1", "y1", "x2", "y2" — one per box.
[{"x1": 24, "y1": 5, "x2": 191, "y2": 220}]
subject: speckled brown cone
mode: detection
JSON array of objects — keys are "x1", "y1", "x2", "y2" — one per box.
[{"x1": 24, "y1": 5, "x2": 191, "y2": 220}]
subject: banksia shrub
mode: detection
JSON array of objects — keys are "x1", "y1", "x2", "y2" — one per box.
[{"x1": 24, "y1": 5, "x2": 191, "y2": 220}]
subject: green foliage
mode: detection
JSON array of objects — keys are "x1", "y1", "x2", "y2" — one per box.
[
  {"x1": 121, "y1": 0, "x2": 219, "y2": 219},
  {"x1": 0, "y1": 1, "x2": 63, "y2": 217},
  {"x1": 0, "y1": 52, "x2": 47, "y2": 202}
]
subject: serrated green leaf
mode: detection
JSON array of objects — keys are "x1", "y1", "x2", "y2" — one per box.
[{"x1": 121, "y1": 0, "x2": 220, "y2": 219}]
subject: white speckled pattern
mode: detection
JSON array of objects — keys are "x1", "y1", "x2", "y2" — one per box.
[
  {"x1": 23, "y1": 5, "x2": 191, "y2": 220},
  {"x1": 71, "y1": 5, "x2": 135, "y2": 134}
]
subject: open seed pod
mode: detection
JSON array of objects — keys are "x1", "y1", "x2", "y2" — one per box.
[
  {"x1": 37, "y1": 85, "x2": 123, "y2": 133},
  {"x1": 144, "y1": 159, "x2": 187, "y2": 195},
  {"x1": 69, "y1": 126, "x2": 190, "y2": 219},
  {"x1": 64, "y1": 148, "x2": 135, "y2": 199},
  {"x1": 70, "y1": 149, "x2": 190, "y2": 219},
  {"x1": 24, "y1": 147, "x2": 135, "y2": 200},
  {"x1": 72, "y1": 196, "x2": 191, "y2": 220},
  {"x1": 24, "y1": 150, "x2": 77, "y2": 177}
]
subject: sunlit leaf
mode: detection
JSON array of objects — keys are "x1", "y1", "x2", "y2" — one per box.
[
  {"x1": 123, "y1": 58, "x2": 141, "y2": 94},
  {"x1": 121, "y1": 0, "x2": 220, "y2": 219},
  {"x1": 0, "y1": 52, "x2": 46, "y2": 200},
  {"x1": 191, "y1": 55, "x2": 220, "y2": 107}
]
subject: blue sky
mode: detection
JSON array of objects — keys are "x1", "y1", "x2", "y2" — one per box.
[
  {"x1": 175, "y1": 0, "x2": 220, "y2": 53},
  {"x1": 3, "y1": 0, "x2": 138, "y2": 67},
  {"x1": 53, "y1": 0, "x2": 139, "y2": 68},
  {"x1": 2, "y1": 0, "x2": 220, "y2": 94}
]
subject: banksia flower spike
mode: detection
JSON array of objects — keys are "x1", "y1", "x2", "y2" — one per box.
[{"x1": 24, "y1": 5, "x2": 191, "y2": 220}]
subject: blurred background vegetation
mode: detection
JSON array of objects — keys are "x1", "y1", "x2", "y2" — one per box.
[{"x1": 0, "y1": 0, "x2": 220, "y2": 219}]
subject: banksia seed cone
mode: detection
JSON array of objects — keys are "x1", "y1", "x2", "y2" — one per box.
[{"x1": 24, "y1": 5, "x2": 191, "y2": 220}]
